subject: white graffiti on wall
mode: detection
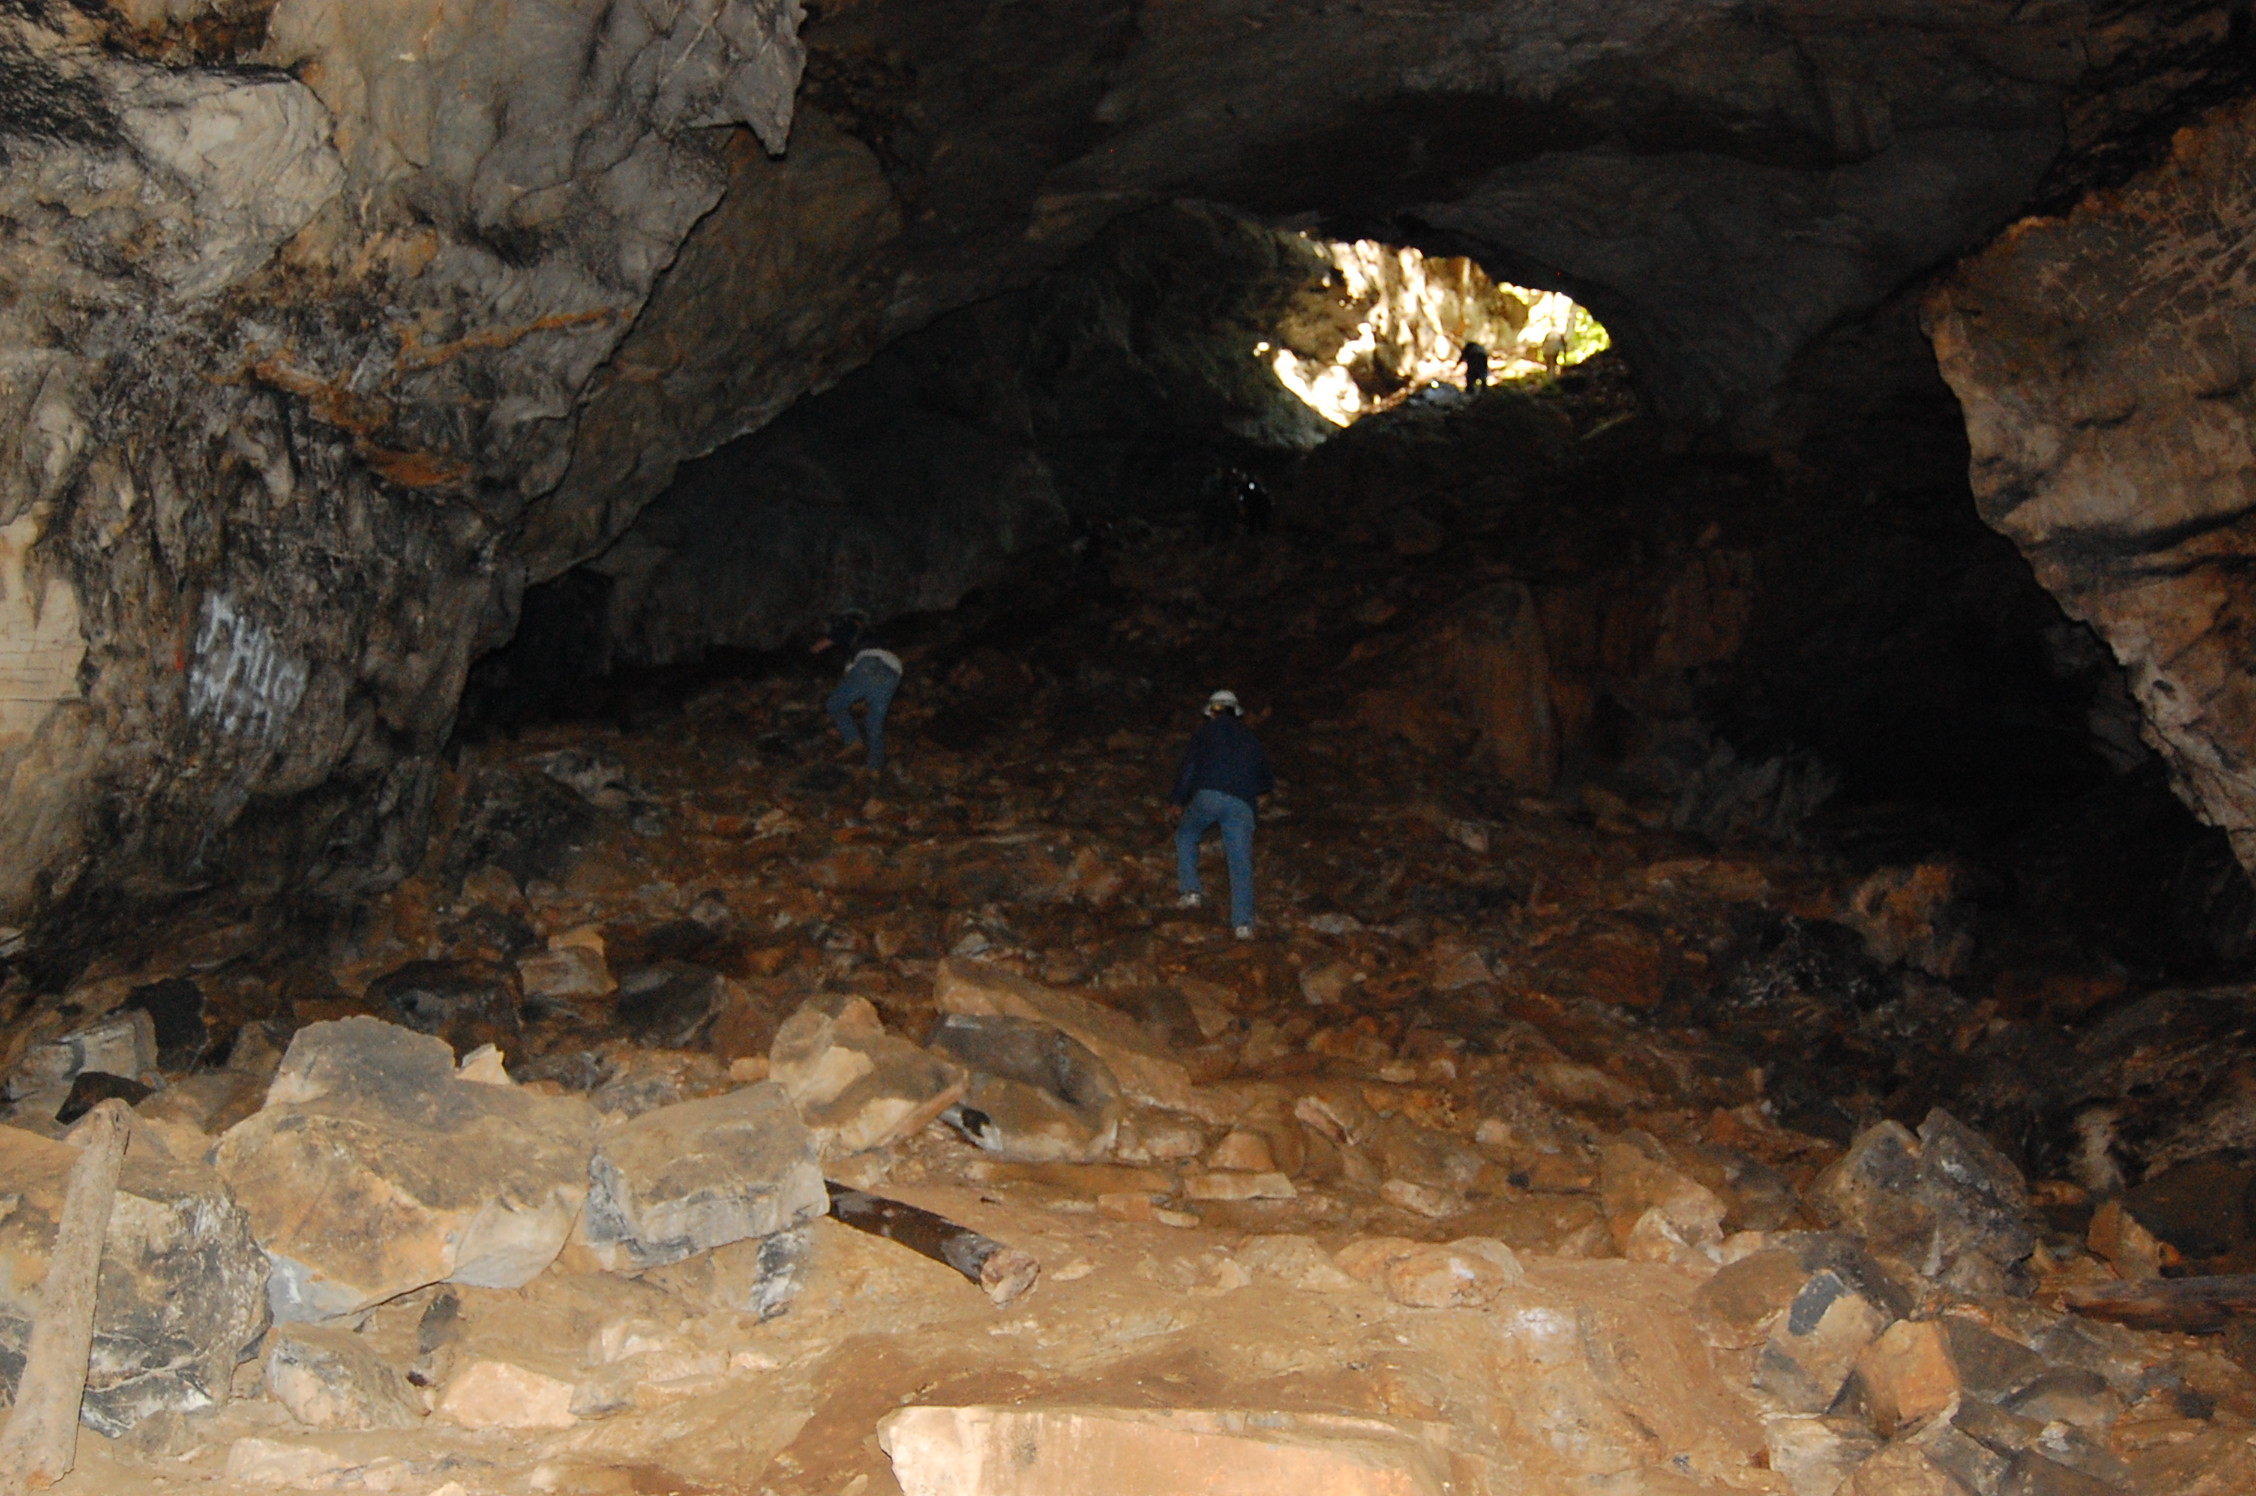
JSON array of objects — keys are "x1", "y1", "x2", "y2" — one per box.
[{"x1": 187, "y1": 593, "x2": 306, "y2": 742}]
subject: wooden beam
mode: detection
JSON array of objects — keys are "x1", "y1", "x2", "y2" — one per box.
[
  {"x1": 2061, "y1": 1275, "x2": 2256, "y2": 1334},
  {"x1": 0, "y1": 1101, "x2": 131, "y2": 1493}
]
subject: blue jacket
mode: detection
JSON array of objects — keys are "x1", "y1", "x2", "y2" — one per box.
[{"x1": 1173, "y1": 714, "x2": 1274, "y2": 806}]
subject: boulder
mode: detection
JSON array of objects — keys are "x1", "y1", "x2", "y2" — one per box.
[
  {"x1": 517, "y1": 945, "x2": 617, "y2": 1005},
  {"x1": 578, "y1": 1082, "x2": 826, "y2": 1273},
  {"x1": 927, "y1": 1013, "x2": 1123, "y2": 1163},
  {"x1": 7, "y1": 1010, "x2": 157, "y2": 1102},
  {"x1": 1845, "y1": 1320, "x2": 1960, "y2": 1436},
  {"x1": 1754, "y1": 1269, "x2": 1898, "y2": 1414},
  {"x1": 1811, "y1": 1111, "x2": 2035, "y2": 1297},
  {"x1": 880, "y1": 1406, "x2": 1453, "y2": 1496},
  {"x1": 434, "y1": 1358, "x2": 578, "y2": 1430},
  {"x1": 264, "y1": 1323, "x2": 421, "y2": 1430},
  {"x1": 1899, "y1": 1413, "x2": 2012, "y2": 1496},
  {"x1": 0, "y1": 1122, "x2": 269, "y2": 1435},
  {"x1": 1764, "y1": 1415, "x2": 1883, "y2": 1496},
  {"x1": 1601, "y1": 1140, "x2": 1728, "y2": 1265},
  {"x1": 770, "y1": 996, "x2": 967, "y2": 1156},
  {"x1": 935, "y1": 959, "x2": 1192, "y2": 1109},
  {"x1": 213, "y1": 1018, "x2": 599, "y2": 1321},
  {"x1": 2085, "y1": 1200, "x2": 2167, "y2": 1281}
]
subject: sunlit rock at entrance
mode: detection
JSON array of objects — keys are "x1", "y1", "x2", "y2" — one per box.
[{"x1": 1266, "y1": 239, "x2": 1608, "y2": 426}]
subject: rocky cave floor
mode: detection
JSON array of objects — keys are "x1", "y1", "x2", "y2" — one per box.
[{"x1": 9, "y1": 379, "x2": 2256, "y2": 1496}]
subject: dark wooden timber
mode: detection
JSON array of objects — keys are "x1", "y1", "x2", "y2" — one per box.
[
  {"x1": 826, "y1": 1181, "x2": 1041, "y2": 1307},
  {"x1": 2061, "y1": 1275, "x2": 2256, "y2": 1333}
]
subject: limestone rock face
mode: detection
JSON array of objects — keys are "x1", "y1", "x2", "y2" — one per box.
[
  {"x1": 0, "y1": 0, "x2": 806, "y2": 923},
  {"x1": 212, "y1": 1018, "x2": 600, "y2": 1321},
  {"x1": 0, "y1": 1124, "x2": 269, "y2": 1435},
  {"x1": 578, "y1": 1082, "x2": 827, "y2": 1272},
  {"x1": 1929, "y1": 94, "x2": 2256, "y2": 874}
]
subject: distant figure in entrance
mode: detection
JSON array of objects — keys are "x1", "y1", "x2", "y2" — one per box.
[
  {"x1": 1200, "y1": 467, "x2": 1272, "y2": 541},
  {"x1": 1171, "y1": 689, "x2": 1275, "y2": 939},
  {"x1": 1460, "y1": 340, "x2": 1489, "y2": 390},
  {"x1": 812, "y1": 611, "x2": 902, "y2": 773}
]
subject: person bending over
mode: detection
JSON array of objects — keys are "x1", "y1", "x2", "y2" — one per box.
[
  {"x1": 1171, "y1": 689, "x2": 1274, "y2": 939},
  {"x1": 811, "y1": 612, "x2": 902, "y2": 773}
]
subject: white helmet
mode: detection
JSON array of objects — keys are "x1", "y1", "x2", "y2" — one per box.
[{"x1": 1206, "y1": 690, "x2": 1242, "y2": 716}]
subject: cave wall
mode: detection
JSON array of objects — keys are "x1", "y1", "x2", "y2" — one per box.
[
  {"x1": 0, "y1": 0, "x2": 807, "y2": 921},
  {"x1": 1, "y1": 0, "x2": 2249, "y2": 928},
  {"x1": 1929, "y1": 91, "x2": 2256, "y2": 871}
]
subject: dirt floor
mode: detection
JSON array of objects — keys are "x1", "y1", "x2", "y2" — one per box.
[{"x1": 12, "y1": 380, "x2": 2256, "y2": 1496}]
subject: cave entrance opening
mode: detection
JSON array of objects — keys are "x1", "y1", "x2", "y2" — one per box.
[{"x1": 1261, "y1": 235, "x2": 1609, "y2": 427}]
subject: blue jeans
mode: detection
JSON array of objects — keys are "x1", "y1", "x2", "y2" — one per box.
[
  {"x1": 826, "y1": 657, "x2": 900, "y2": 770},
  {"x1": 1176, "y1": 789, "x2": 1255, "y2": 927}
]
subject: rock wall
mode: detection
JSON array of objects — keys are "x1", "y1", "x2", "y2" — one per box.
[
  {"x1": 1928, "y1": 93, "x2": 2256, "y2": 871},
  {"x1": 0, "y1": 0, "x2": 805, "y2": 920},
  {"x1": 0, "y1": 0, "x2": 2247, "y2": 929}
]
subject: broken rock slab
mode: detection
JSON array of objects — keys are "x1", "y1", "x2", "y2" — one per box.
[
  {"x1": 1812, "y1": 1110, "x2": 2036, "y2": 1298},
  {"x1": 880, "y1": 1406, "x2": 1453, "y2": 1496},
  {"x1": 578, "y1": 1081, "x2": 827, "y2": 1273},
  {"x1": 935, "y1": 958, "x2": 1193, "y2": 1110},
  {"x1": 770, "y1": 996, "x2": 967, "y2": 1156},
  {"x1": 264, "y1": 1323, "x2": 422, "y2": 1430},
  {"x1": 0, "y1": 1122, "x2": 268, "y2": 1435},
  {"x1": 213, "y1": 1017, "x2": 600, "y2": 1321}
]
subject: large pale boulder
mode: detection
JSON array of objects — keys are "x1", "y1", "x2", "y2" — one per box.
[
  {"x1": 578, "y1": 1082, "x2": 827, "y2": 1273},
  {"x1": 769, "y1": 996, "x2": 967, "y2": 1157},
  {"x1": 0, "y1": 1123, "x2": 269, "y2": 1435},
  {"x1": 213, "y1": 1018, "x2": 599, "y2": 1321}
]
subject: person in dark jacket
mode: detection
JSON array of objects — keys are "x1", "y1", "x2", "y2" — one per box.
[
  {"x1": 1171, "y1": 689, "x2": 1275, "y2": 938},
  {"x1": 1460, "y1": 340, "x2": 1489, "y2": 390},
  {"x1": 811, "y1": 612, "x2": 902, "y2": 772}
]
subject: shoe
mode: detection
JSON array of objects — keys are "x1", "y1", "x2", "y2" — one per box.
[
  {"x1": 1233, "y1": 924, "x2": 1254, "y2": 941},
  {"x1": 1176, "y1": 892, "x2": 1204, "y2": 910}
]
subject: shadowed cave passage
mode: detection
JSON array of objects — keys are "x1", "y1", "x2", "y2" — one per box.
[{"x1": 11, "y1": 1, "x2": 2256, "y2": 1490}]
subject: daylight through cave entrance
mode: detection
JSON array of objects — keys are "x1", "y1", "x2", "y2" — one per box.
[{"x1": 1263, "y1": 237, "x2": 1610, "y2": 426}]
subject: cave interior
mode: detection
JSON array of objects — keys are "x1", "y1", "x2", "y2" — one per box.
[{"x1": 6, "y1": 1, "x2": 2256, "y2": 1492}]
